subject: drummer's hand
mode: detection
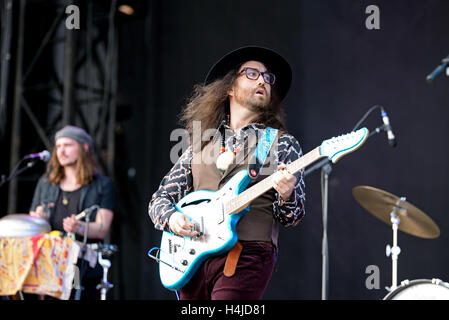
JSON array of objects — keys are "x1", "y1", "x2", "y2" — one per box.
[
  {"x1": 30, "y1": 202, "x2": 54, "y2": 219},
  {"x1": 63, "y1": 214, "x2": 81, "y2": 234},
  {"x1": 168, "y1": 211, "x2": 199, "y2": 238}
]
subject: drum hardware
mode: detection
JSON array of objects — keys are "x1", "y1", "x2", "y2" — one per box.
[
  {"x1": 91, "y1": 243, "x2": 118, "y2": 300},
  {"x1": 353, "y1": 186, "x2": 441, "y2": 294},
  {"x1": 384, "y1": 201, "x2": 405, "y2": 291},
  {"x1": 0, "y1": 214, "x2": 51, "y2": 238},
  {"x1": 431, "y1": 278, "x2": 444, "y2": 286},
  {"x1": 90, "y1": 243, "x2": 118, "y2": 257},
  {"x1": 96, "y1": 250, "x2": 113, "y2": 300},
  {"x1": 383, "y1": 279, "x2": 449, "y2": 300}
]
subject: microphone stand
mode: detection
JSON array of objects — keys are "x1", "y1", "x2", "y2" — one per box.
[
  {"x1": 304, "y1": 121, "x2": 389, "y2": 300},
  {"x1": 0, "y1": 158, "x2": 37, "y2": 188},
  {"x1": 74, "y1": 210, "x2": 91, "y2": 300},
  {"x1": 426, "y1": 54, "x2": 449, "y2": 83},
  {"x1": 368, "y1": 123, "x2": 391, "y2": 140},
  {"x1": 305, "y1": 158, "x2": 332, "y2": 300},
  {"x1": 320, "y1": 162, "x2": 332, "y2": 300}
]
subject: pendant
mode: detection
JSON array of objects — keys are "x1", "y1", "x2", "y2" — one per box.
[
  {"x1": 216, "y1": 150, "x2": 235, "y2": 172},
  {"x1": 62, "y1": 197, "x2": 69, "y2": 206}
]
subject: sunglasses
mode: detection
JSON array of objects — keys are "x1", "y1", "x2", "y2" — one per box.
[{"x1": 239, "y1": 67, "x2": 276, "y2": 85}]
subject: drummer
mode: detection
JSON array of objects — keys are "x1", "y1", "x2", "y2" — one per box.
[{"x1": 29, "y1": 125, "x2": 115, "y2": 300}]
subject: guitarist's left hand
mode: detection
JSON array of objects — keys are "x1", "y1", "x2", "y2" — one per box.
[{"x1": 273, "y1": 164, "x2": 297, "y2": 202}]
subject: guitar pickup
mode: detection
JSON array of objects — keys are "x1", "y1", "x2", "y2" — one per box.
[{"x1": 217, "y1": 204, "x2": 225, "y2": 224}]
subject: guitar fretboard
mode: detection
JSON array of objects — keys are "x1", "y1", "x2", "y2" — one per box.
[{"x1": 225, "y1": 147, "x2": 322, "y2": 214}]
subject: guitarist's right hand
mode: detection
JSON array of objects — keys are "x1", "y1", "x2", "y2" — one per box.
[{"x1": 168, "y1": 211, "x2": 200, "y2": 238}]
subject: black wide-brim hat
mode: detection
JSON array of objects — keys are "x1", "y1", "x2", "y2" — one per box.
[{"x1": 204, "y1": 46, "x2": 292, "y2": 101}]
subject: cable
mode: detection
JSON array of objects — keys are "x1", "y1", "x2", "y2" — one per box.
[{"x1": 352, "y1": 105, "x2": 382, "y2": 132}]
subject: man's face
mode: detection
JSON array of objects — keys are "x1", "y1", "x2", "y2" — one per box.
[
  {"x1": 55, "y1": 137, "x2": 80, "y2": 167},
  {"x1": 229, "y1": 60, "x2": 272, "y2": 111}
]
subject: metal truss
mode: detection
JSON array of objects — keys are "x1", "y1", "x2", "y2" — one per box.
[{"x1": 5, "y1": 0, "x2": 118, "y2": 213}]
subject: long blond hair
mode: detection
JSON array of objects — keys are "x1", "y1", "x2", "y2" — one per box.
[{"x1": 46, "y1": 142, "x2": 96, "y2": 185}]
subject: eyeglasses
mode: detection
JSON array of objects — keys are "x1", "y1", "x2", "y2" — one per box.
[{"x1": 239, "y1": 67, "x2": 276, "y2": 85}]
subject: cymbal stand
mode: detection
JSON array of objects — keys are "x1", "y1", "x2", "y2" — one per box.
[{"x1": 385, "y1": 198, "x2": 406, "y2": 291}]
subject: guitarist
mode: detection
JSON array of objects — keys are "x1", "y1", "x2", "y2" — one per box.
[{"x1": 148, "y1": 46, "x2": 306, "y2": 300}]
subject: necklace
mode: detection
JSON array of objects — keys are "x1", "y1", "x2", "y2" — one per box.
[
  {"x1": 216, "y1": 129, "x2": 242, "y2": 173},
  {"x1": 62, "y1": 192, "x2": 69, "y2": 206}
]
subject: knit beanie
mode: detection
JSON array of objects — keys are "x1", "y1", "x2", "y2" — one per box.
[{"x1": 55, "y1": 125, "x2": 94, "y2": 152}]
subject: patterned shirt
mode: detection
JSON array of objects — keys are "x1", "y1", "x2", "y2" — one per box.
[{"x1": 148, "y1": 123, "x2": 306, "y2": 232}]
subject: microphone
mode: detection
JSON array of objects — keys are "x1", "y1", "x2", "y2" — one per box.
[
  {"x1": 380, "y1": 107, "x2": 397, "y2": 147},
  {"x1": 75, "y1": 205, "x2": 100, "y2": 220},
  {"x1": 24, "y1": 150, "x2": 51, "y2": 162},
  {"x1": 426, "y1": 54, "x2": 449, "y2": 83}
]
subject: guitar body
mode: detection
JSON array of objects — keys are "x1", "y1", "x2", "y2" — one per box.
[{"x1": 159, "y1": 170, "x2": 251, "y2": 291}]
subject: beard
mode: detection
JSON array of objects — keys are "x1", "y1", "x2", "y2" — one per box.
[
  {"x1": 234, "y1": 86, "x2": 271, "y2": 113},
  {"x1": 57, "y1": 155, "x2": 78, "y2": 167}
]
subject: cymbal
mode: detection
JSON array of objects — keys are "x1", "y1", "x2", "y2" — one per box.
[
  {"x1": 0, "y1": 214, "x2": 51, "y2": 238},
  {"x1": 352, "y1": 186, "x2": 440, "y2": 239}
]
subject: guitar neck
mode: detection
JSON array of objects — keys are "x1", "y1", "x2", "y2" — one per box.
[{"x1": 225, "y1": 147, "x2": 323, "y2": 214}]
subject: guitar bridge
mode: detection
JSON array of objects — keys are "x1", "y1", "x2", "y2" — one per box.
[{"x1": 192, "y1": 216, "x2": 204, "y2": 240}]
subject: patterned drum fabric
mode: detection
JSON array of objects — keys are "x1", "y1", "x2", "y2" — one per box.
[{"x1": 0, "y1": 234, "x2": 80, "y2": 300}]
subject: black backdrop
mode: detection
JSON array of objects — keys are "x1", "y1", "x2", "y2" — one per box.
[{"x1": 2, "y1": 0, "x2": 449, "y2": 300}]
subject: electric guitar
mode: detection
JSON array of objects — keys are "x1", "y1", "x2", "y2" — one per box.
[{"x1": 149, "y1": 127, "x2": 369, "y2": 291}]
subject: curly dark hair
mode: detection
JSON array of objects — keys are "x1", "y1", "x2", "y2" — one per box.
[{"x1": 179, "y1": 64, "x2": 285, "y2": 150}]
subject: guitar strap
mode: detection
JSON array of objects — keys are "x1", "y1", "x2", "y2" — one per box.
[
  {"x1": 224, "y1": 127, "x2": 278, "y2": 278},
  {"x1": 247, "y1": 127, "x2": 278, "y2": 179},
  {"x1": 223, "y1": 241, "x2": 243, "y2": 277}
]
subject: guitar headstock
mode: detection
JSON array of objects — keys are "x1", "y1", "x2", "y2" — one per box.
[{"x1": 320, "y1": 127, "x2": 369, "y2": 163}]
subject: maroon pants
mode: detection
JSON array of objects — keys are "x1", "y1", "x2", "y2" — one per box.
[{"x1": 179, "y1": 241, "x2": 276, "y2": 300}]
